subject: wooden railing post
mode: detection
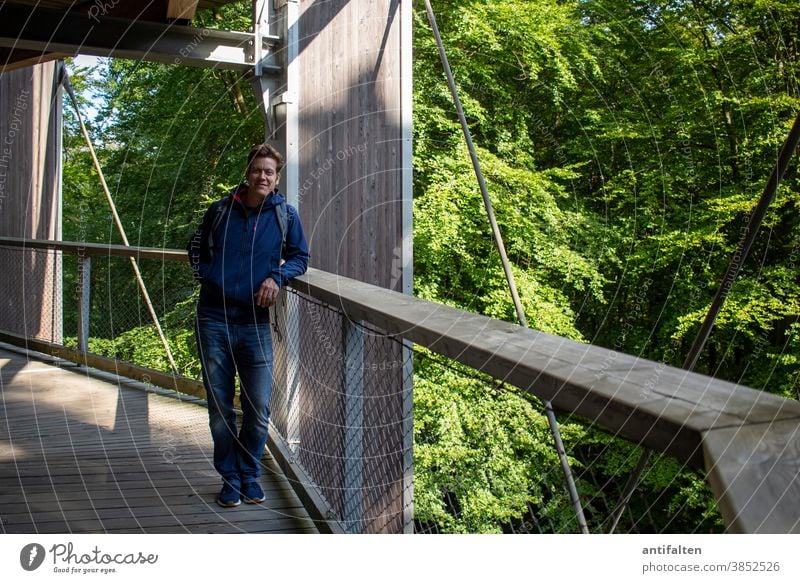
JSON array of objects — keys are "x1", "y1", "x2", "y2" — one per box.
[
  {"x1": 342, "y1": 318, "x2": 364, "y2": 533},
  {"x1": 77, "y1": 253, "x2": 91, "y2": 355},
  {"x1": 283, "y1": 291, "x2": 301, "y2": 455}
]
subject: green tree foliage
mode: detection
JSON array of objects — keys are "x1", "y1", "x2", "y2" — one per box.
[
  {"x1": 567, "y1": 0, "x2": 800, "y2": 404},
  {"x1": 413, "y1": 0, "x2": 610, "y2": 335},
  {"x1": 414, "y1": 348, "x2": 594, "y2": 533},
  {"x1": 412, "y1": 0, "x2": 798, "y2": 532}
]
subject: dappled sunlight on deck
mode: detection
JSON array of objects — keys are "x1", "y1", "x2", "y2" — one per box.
[{"x1": 0, "y1": 347, "x2": 318, "y2": 534}]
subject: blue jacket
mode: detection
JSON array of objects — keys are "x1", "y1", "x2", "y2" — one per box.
[{"x1": 188, "y1": 188, "x2": 309, "y2": 323}]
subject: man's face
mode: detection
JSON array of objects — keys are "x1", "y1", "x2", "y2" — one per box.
[{"x1": 247, "y1": 156, "x2": 280, "y2": 198}]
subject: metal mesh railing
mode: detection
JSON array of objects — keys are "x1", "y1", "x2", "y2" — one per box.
[
  {"x1": 409, "y1": 347, "x2": 720, "y2": 534},
  {"x1": 0, "y1": 241, "x2": 413, "y2": 533},
  {"x1": 0, "y1": 246, "x2": 63, "y2": 344},
  {"x1": 0, "y1": 244, "x2": 201, "y2": 380},
  {"x1": 271, "y1": 289, "x2": 413, "y2": 533},
  {"x1": 81, "y1": 256, "x2": 197, "y2": 363}
]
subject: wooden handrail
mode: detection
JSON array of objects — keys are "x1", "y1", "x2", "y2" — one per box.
[
  {"x1": 2, "y1": 237, "x2": 798, "y2": 532},
  {"x1": 291, "y1": 270, "x2": 800, "y2": 533},
  {"x1": 0, "y1": 236, "x2": 186, "y2": 261}
]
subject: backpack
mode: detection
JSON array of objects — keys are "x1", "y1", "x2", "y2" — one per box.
[{"x1": 208, "y1": 191, "x2": 288, "y2": 257}]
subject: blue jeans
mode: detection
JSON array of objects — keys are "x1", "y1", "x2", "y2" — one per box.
[{"x1": 196, "y1": 316, "x2": 274, "y2": 486}]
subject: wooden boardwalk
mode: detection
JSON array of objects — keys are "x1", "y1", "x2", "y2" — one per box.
[{"x1": 0, "y1": 346, "x2": 317, "y2": 534}]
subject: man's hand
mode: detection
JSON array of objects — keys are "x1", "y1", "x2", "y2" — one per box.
[{"x1": 255, "y1": 277, "x2": 280, "y2": 308}]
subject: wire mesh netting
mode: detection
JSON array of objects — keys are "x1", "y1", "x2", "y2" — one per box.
[
  {"x1": 410, "y1": 347, "x2": 721, "y2": 534},
  {"x1": 0, "y1": 246, "x2": 63, "y2": 344},
  {"x1": 80, "y1": 256, "x2": 197, "y2": 369},
  {"x1": 64, "y1": 252, "x2": 200, "y2": 380},
  {"x1": 0, "y1": 246, "x2": 201, "y2": 381},
  {"x1": 271, "y1": 289, "x2": 413, "y2": 533}
]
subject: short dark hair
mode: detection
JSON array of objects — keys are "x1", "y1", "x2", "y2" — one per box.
[{"x1": 247, "y1": 143, "x2": 284, "y2": 173}]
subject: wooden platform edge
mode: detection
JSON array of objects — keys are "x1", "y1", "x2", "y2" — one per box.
[{"x1": 0, "y1": 330, "x2": 206, "y2": 400}]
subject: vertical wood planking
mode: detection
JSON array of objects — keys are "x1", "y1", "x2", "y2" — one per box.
[
  {"x1": 0, "y1": 62, "x2": 62, "y2": 342},
  {"x1": 298, "y1": 0, "x2": 404, "y2": 289}
]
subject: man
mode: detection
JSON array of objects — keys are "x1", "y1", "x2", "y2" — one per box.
[{"x1": 188, "y1": 144, "x2": 309, "y2": 507}]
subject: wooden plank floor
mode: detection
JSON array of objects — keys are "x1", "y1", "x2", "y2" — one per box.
[{"x1": 0, "y1": 346, "x2": 318, "y2": 534}]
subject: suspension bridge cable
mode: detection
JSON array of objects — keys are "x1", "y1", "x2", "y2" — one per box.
[{"x1": 423, "y1": 0, "x2": 589, "y2": 534}]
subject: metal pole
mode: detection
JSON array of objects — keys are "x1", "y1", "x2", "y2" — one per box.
[
  {"x1": 683, "y1": 111, "x2": 800, "y2": 370},
  {"x1": 607, "y1": 447, "x2": 652, "y2": 533},
  {"x1": 607, "y1": 110, "x2": 800, "y2": 533},
  {"x1": 60, "y1": 65, "x2": 180, "y2": 377},
  {"x1": 77, "y1": 254, "x2": 91, "y2": 354},
  {"x1": 423, "y1": 0, "x2": 588, "y2": 534}
]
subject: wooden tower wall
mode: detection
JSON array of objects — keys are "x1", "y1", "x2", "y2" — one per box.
[
  {"x1": 0, "y1": 62, "x2": 63, "y2": 342},
  {"x1": 296, "y1": 0, "x2": 411, "y2": 291}
]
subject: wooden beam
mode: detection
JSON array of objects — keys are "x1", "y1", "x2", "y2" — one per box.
[
  {"x1": 0, "y1": 237, "x2": 187, "y2": 262},
  {"x1": 167, "y1": 0, "x2": 200, "y2": 21},
  {"x1": 0, "y1": 4, "x2": 279, "y2": 71},
  {"x1": 704, "y1": 419, "x2": 800, "y2": 533},
  {"x1": 0, "y1": 50, "x2": 71, "y2": 73},
  {"x1": 0, "y1": 330, "x2": 205, "y2": 400},
  {"x1": 266, "y1": 430, "x2": 346, "y2": 534}
]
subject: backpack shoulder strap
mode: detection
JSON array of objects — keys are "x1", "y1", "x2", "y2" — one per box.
[
  {"x1": 270, "y1": 200, "x2": 290, "y2": 338},
  {"x1": 275, "y1": 200, "x2": 288, "y2": 252},
  {"x1": 207, "y1": 196, "x2": 230, "y2": 250}
]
